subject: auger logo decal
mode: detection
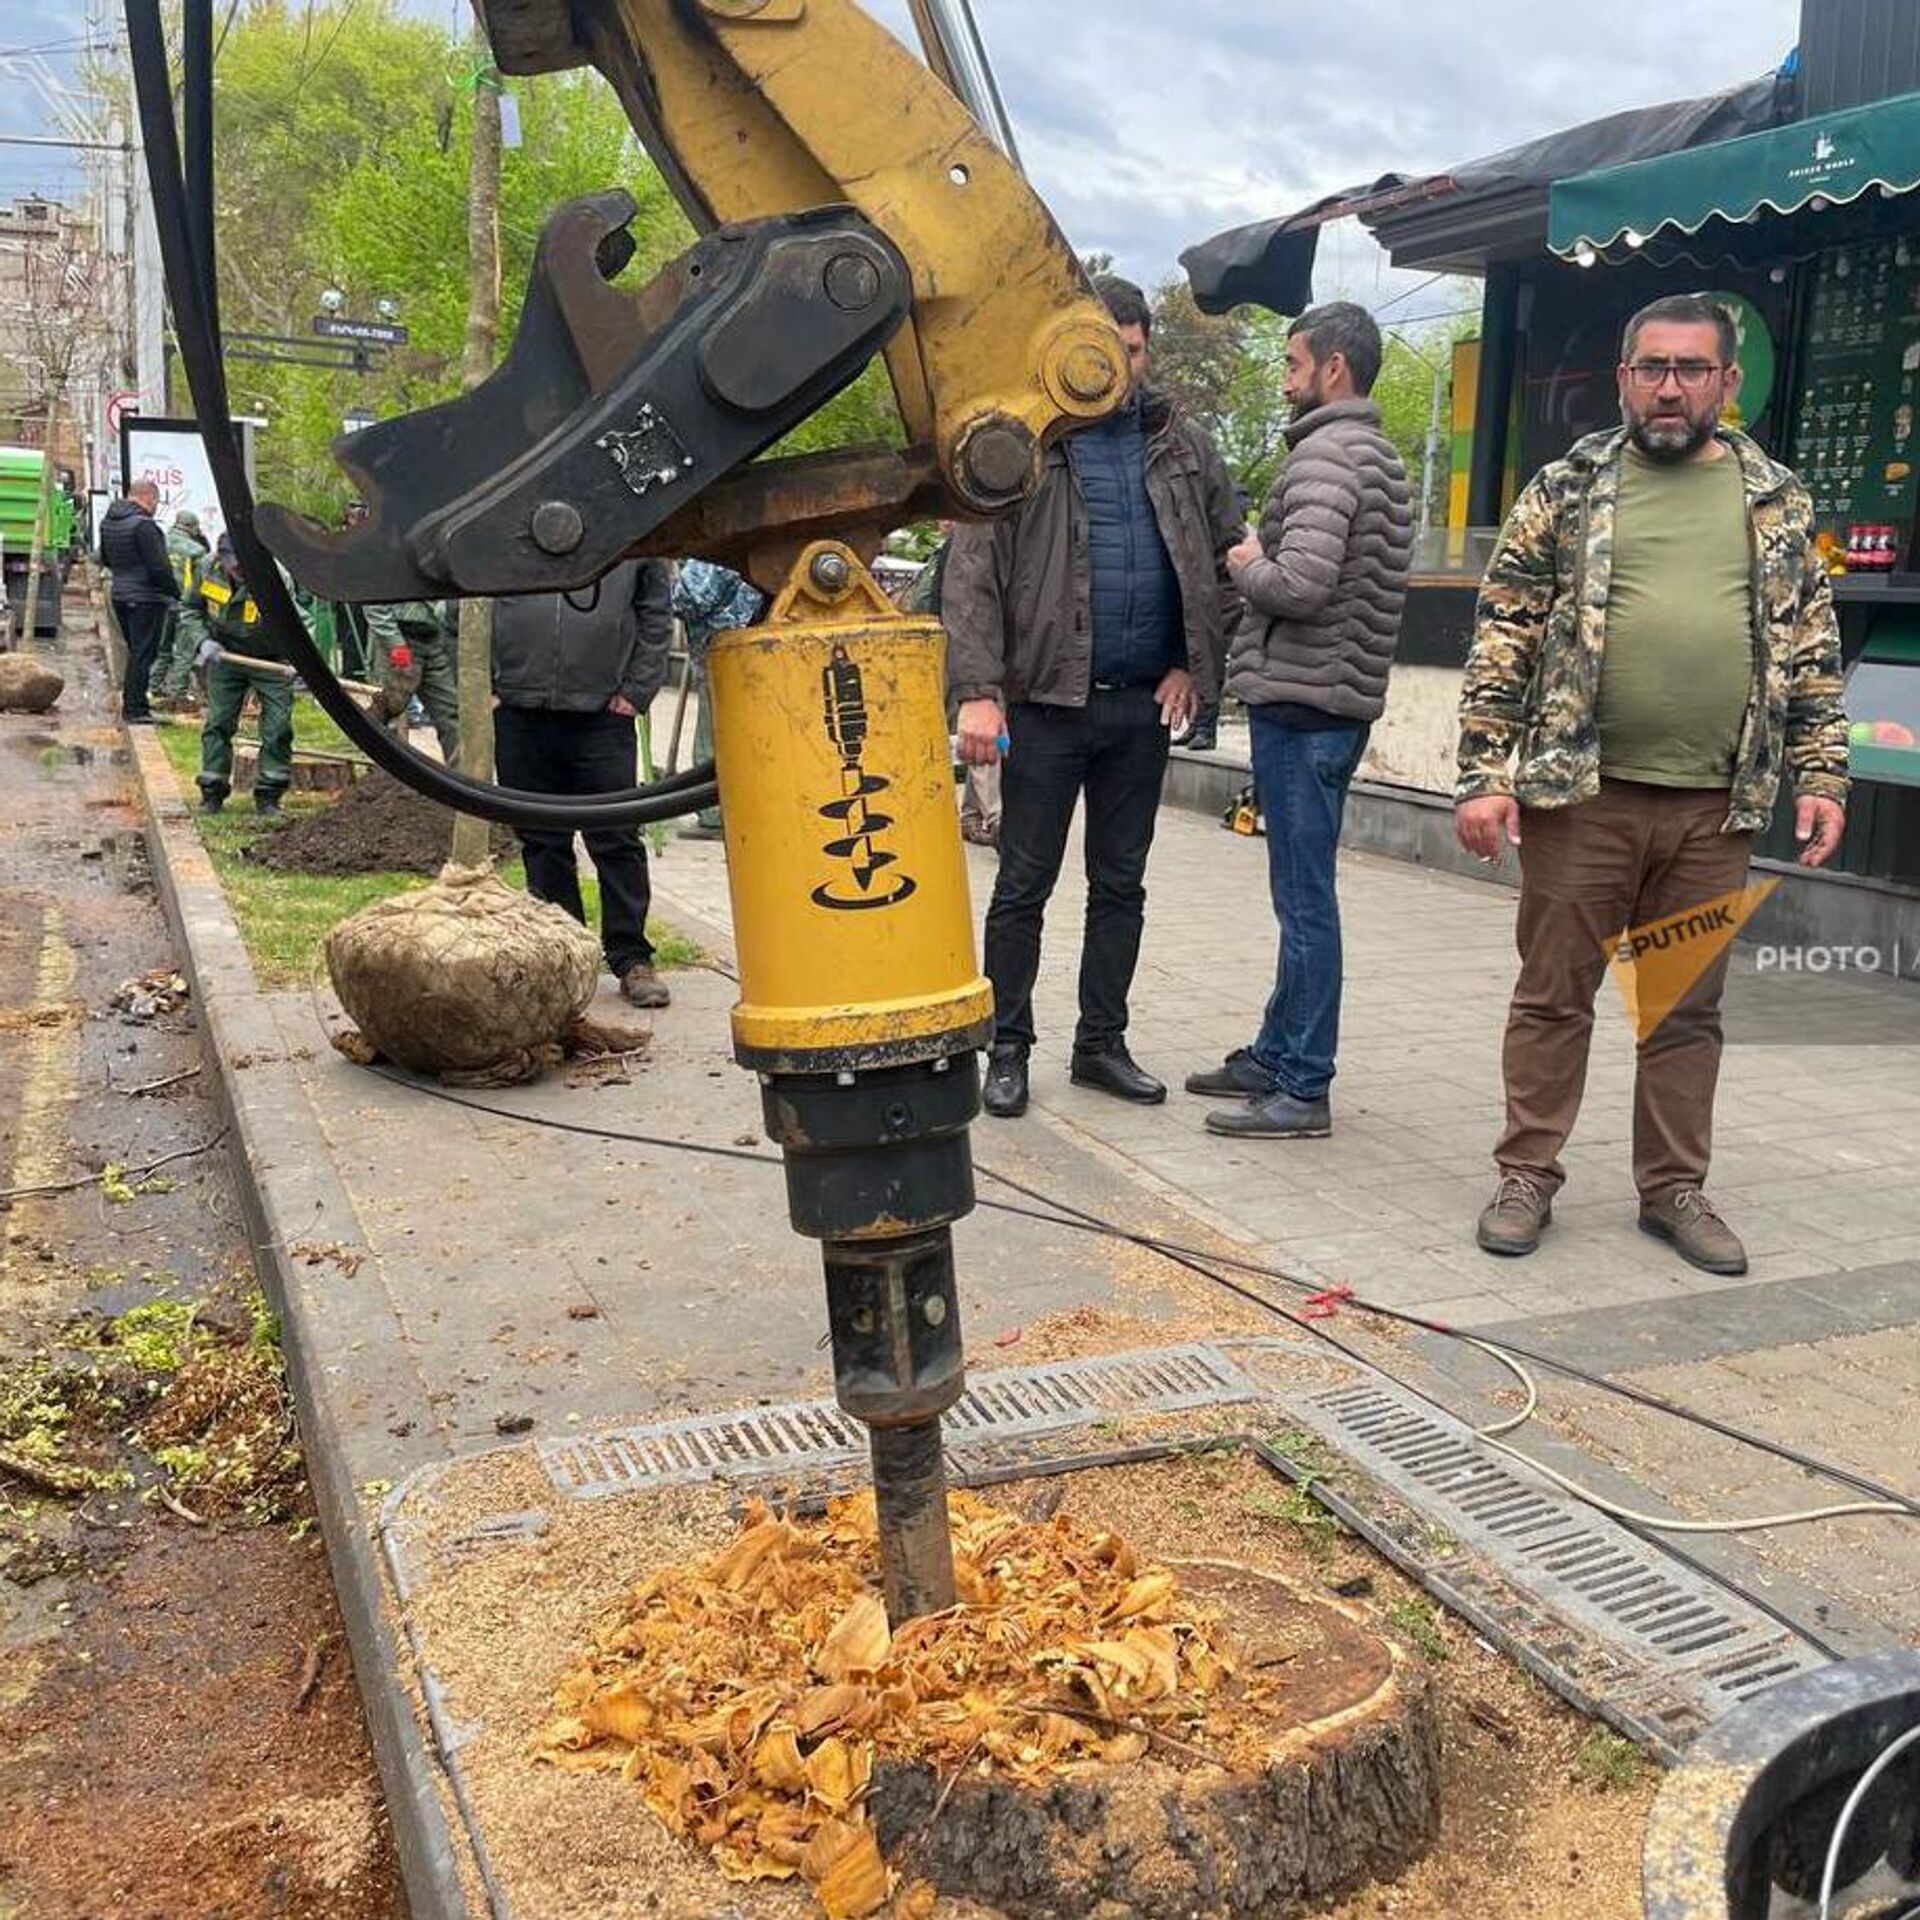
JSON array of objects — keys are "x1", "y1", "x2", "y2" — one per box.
[{"x1": 812, "y1": 644, "x2": 916, "y2": 912}]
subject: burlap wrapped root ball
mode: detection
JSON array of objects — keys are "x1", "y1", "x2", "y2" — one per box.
[
  {"x1": 0, "y1": 653, "x2": 63, "y2": 713},
  {"x1": 325, "y1": 864, "x2": 602, "y2": 1084}
]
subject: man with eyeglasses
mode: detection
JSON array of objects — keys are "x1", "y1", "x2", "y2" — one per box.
[{"x1": 1456, "y1": 293, "x2": 1849, "y2": 1276}]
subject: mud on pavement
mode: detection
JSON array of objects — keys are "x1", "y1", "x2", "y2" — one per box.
[{"x1": 0, "y1": 600, "x2": 406, "y2": 1920}]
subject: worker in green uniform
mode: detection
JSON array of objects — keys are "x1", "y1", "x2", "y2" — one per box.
[
  {"x1": 369, "y1": 598, "x2": 460, "y2": 762},
  {"x1": 153, "y1": 509, "x2": 211, "y2": 711},
  {"x1": 194, "y1": 534, "x2": 312, "y2": 815}
]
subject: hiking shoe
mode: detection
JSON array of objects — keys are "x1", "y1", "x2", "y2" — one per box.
[
  {"x1": 1476, "y1": 1172, "x2": 1553, "y2": 1257},
  {"x1": 1204, "y1": 1088, "x2": 1331, "y2": 1139},
  {"x1": 620, "y1": 964, "x2": 671, "y2": 1009},
  {"x1": 982, "y1": 1044, "x2": 1028, "y2": 1119},
  {"x1": 254, "y1": 792, "x2": 285, "y2": 816},
  {"x1": 198, "y1": 791, "x2": 226, "y2": 815},
  {"x1": 1184, "y1": 1048, "x2": 1276, "y2": 1099},
  {"x1": 1639, "y1": 1186, "x2": 1747, "y2": 1276}
]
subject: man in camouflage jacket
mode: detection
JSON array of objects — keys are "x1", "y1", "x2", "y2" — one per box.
[{"x1": 1457, "y1": 294, "x2": 1848, "y2": 1278}]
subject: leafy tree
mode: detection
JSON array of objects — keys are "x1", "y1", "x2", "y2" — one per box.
[{"x1": 1148, "y1": 273, "x2": 1474, "y2": 528}]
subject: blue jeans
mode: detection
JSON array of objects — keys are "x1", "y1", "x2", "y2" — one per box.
[{"x1": 1248, "y1": 711, "x2": 1369, "y2": 1101}]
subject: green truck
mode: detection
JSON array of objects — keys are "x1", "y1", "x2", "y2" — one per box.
[{"x1": 0, "y1": 446, "x2": 75, "y2": 640}]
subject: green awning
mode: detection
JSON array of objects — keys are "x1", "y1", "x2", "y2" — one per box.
[{"x1": 1550, "y1": 91, "x2": 1920, "y2": 257}]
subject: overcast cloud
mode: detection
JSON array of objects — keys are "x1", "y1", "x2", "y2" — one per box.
[{"x1": 4, "y1": 0, "x2": 1805, "y2": 316}]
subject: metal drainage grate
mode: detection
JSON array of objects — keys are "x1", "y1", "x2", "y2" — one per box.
[
  {"x1": 539, "y1": 1343, "x2": 1258, "y2": 1500},
  {"x1": 1284, "y1": 1382, "x2": 1827, "y2": 1727}
]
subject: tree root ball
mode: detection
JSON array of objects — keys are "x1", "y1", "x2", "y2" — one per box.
[
  {"x1": 0, "y1": 654, "x2": 64, "y2": 713},
  {"x1": 325, "y1": 864, "x2": 601, "y2": 1082}
]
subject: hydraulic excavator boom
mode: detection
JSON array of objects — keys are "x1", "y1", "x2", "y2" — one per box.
[
  {"x1": 262, "y1": 0, "x2": 1129, "y2": 603},
  {"x1": 132, "y1": 0, "x2": 1129, "y2": 1625}
]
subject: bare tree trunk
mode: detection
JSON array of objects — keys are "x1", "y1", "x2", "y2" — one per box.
[
  {"x1": 16, "y1": 396, "x2": 59, "y2": 651},
  {"x1": 450, "y1": 40, "x2": 502, "y2": 868}
]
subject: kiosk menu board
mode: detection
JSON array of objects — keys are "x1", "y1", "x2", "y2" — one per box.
[{"x1": 1791, "y1": 238, "x2": 1920, "y2": 562}]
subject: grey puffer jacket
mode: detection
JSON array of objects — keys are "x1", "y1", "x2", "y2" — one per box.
[{"x1": 1226, "y1": 398, "x2": 1413, "y2": 721}]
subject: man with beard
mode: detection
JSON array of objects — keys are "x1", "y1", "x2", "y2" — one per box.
[
  {"x1": 1191, "y1": 302, "x2": 1413, "y2": 1142},
  {"x1": 1457, "y1": 294, "x2": 1850, "y2": 1276}
]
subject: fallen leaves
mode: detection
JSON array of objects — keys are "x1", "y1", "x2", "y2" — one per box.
[
  {"x1": 535, "y1": 1491, "x2": 1268, "y2": 1917},
  {"x1": 287, "y1": 1242, "x2": 367, "y2": 1278},
  {"x1": 110, "y1": 968, "x2": 190, "y2": 1022}
]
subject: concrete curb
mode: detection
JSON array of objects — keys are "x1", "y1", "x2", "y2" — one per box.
[{"x1": 124, "y1": 711, "x2": 472, "y2": 1920}]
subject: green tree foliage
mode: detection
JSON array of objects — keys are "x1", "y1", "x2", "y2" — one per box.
[
  {"x1": 1147, "y1": 276, "x2": 1475, "y2": 528},
  {"x1": 201, "y1": 0, "x2": 898, "y2": 520}
]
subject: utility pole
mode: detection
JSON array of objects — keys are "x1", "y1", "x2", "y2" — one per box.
[{"x1": 449, "y1": 34, "x2": 501, "y2": 868}]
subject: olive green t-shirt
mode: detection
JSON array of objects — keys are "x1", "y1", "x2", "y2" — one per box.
[{"x1": 1596, "y1": 445, "x2": 1753, "y2": 788}]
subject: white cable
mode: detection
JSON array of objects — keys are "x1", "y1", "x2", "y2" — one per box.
[
  {"x1": 1458, "y1": 1337, "x2": 1916, "y2": 1535},
  {"x1": 1819, "y1": 1722, "x2": 1920, "y2": 1920}
]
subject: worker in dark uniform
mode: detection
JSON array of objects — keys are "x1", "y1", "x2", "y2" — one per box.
[{"x1": 193, "y1": 535, "x2": 313, "y2": 815}]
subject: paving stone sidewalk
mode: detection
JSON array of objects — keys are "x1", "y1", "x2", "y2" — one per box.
[
  {"x1": 131, "y1": 706, "x2": 1920, "y2": 1915},
  {"x1": 649, "y1": 804, "x2": 1920, "y2": 1648}
]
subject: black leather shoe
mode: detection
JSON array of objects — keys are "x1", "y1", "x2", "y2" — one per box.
[
  {"x1": 1069, "y1": 1045, "x2": 1166, "y2": 1105},
  {"x1": 1204, "y1": 1088, "x2": 1331, "y2": 1138},
  {"x1": 982, "y1": 1045, "x2": 1029, "y2": 1119},
  {"x1": 1184, "y1": 1048, "x2": 1277, "y2": 1099}
]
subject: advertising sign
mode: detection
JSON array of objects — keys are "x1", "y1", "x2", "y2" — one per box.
[{"x1": 118, "y1": 416, "x2": 254, "y2": 550}]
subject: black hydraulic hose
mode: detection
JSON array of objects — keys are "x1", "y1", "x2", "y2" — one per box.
[
  {"x1": 181, "y1": 0, "x2": 223, "y2": 420},
  {"x1": 131, "y1": 0, "x2": 720, "y2": 832}
]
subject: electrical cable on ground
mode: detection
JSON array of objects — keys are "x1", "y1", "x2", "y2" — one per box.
[
  {"x1": 974, "y1": 1178, "x2": 1920, "y2": 1521},
  {"x1": 317, "y1": 1033, "x2": 1920, "y2": 1552},
  {"x1": 964, "y1": 1161, "x2": 1856, "y2": 1660}
]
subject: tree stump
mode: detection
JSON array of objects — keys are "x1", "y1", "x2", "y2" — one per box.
[{"x1": 871, "y1": 1562, "x2": 1441, "y2": 1917}]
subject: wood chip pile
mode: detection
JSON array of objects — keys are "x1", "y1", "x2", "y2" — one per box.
[{"x1": 537, "y1": 1489, "x2": 1281, "y2": 1918}]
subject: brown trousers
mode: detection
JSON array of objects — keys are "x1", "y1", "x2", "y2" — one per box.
[{"x1": 1496, "y1": 781, "x2": 1753, "y2": 1200}]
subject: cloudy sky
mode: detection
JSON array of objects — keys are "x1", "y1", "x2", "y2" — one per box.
[{"x1": 5, "y1": 0, "x2": 1804, "y2": 313}]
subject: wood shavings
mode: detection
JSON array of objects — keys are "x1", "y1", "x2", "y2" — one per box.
[{"x1": 535, "y1": 1490, "x2": 1267, "y2": 1917}]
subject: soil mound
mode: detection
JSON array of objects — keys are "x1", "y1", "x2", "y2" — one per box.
[{"x1": 248, "y1": 769, "x2": 514, "y2": 876}]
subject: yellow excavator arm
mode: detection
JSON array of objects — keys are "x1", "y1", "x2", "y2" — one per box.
[
  {"x1": 247, "y1": 0, "x2": 1130, "y2": 1624},
  {"x1": 263, "y1": 0, "x2": 1127, "y2": 602}
]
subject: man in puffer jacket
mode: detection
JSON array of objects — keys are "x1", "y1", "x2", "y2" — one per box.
[
  {"x1": 98, "y1": 481, "x2": 179, "y2": 723},
  {"x1": 1193, "y1": 302, "x2": 1413, "y2": 1141}
]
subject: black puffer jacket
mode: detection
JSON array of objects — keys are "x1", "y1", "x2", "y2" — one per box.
[
  {"x1": 491, "y1": 560, "x2": 673, "y2": 712},
  {"x1": 99, "y1": 498, "x2": 179, "y2": 606}
]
